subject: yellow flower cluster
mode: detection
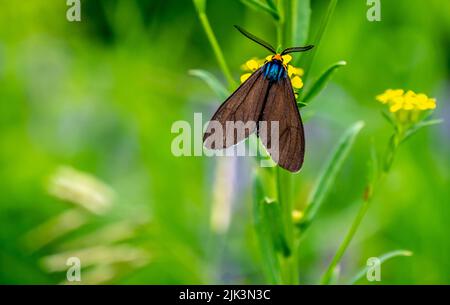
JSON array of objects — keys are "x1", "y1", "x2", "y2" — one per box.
[
  {"x1": 240, "y1": 54, "x2": 304, "y2": 90},
  {"x1": 376, "y1": 89, "x2": 436, "y2": 113}
]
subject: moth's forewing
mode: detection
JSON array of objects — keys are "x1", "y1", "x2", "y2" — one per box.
[
  {"x1": 203, "y1": 68, "x2": 270, "y2": 149},
  {"x1": 259, "y1": 77, "x2": 305, "y2": 172}
]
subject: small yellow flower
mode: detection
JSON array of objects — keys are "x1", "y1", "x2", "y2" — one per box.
[
  {"x1": 292, "y1": 210, "x2": 304, "y2": 224},
  {"x1": 288, "y1": 65, "x2": 304, "y2": 78},
  {"x1": 240, "y1": 58, "x2": 264, "y2": 83},
  {"x1": 376, "y1": 89, "x2": 436, "y2": 112},
  {"x1": 376, "y1": 89, "x2": 437, "y2": 124},
  {"x1": 240, "y1": 73, "x2": 252, "y2": 83},
  {"x1": 240, "y1": 55, "x2": 305, "y2": 91},
  {"x1": 376, "y1": 89, "x2": 404, "y2": 104},
  {"x1": 291, "y1": 76, "x2": 303, "y2": 89}
]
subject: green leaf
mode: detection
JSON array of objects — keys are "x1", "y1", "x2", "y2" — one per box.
[
  {"x1": 301, "y1": 60, "x2": 346, "y2": 105},
  {"x1": 291, "y1": 0, "x2": 311, "y2": 46},
  {"x1": 348, "y1": 250, "x2": 413, "y2": 284},
  {"x1": 264, "y1": 198, "x2": 291, "y2": 257},
  {"x1": 265, "y1": 0, "x2": 277, "y2": 11},
  {"x1": 381, "y1": 110, "x2": 396, "y2": 128},
  {"x1": 296, "y1": 101, "x2": 308, "y2": 108},
  {"x1": 241, "y1": 0, "x2": 280, "y2": 20},
  {"x1": 252, "y1": 171, "x2": 281, "y2": 283},
  {"x1": 298, "y1": 109, "x2": 315, "y2": 123},
  {"x1": 189, "y1": 69, "x2": 229, "y2": 100},
  {"x1": 329, "y1": 265, "x2": 341, "y2": 284},
  {"x1": 367, "y1": 139, "x2": 379, "y2": 190},
  {"x1": 299, "y1": 121, "x2": 364, "y2": 232},
  {"x1": 401, "y1": 119, "x2": 443, "y2": 143},
  {"x1": 298, "y1": 0, "x2": 338, "y2": 80}
]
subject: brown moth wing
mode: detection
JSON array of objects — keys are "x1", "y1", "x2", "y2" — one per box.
[
  {"x1": 203, "y1": 68, "x2": 270, "y2": 149},
  {"x1": 259, "y1": 77, "x2": 305, "y2": 172}
]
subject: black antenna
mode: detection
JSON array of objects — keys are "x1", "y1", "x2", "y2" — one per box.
[
  {"x1": 281, "y1": 46, "x2": 314, "y2": 55},
  {"x1": 234, "y1": 25, "x2": 277, "y2": 54}
]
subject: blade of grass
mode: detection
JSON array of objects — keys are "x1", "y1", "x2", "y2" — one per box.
[
  {"x1": 348, "y1": 250, "x2": 413, "y2": 284},
  {"x1": 189, "y1": 69, "x2": 229, "y2": 100},
  {"x1": 300, "y1": 60, "x2": 346, "y2": 105},
  {"x1": 298, "y1": 0, "x2": 338, "y2": 83},
  {"x1": 291, "y1": 0, "x2": 311, "y2": 46},
  {"x1": 299, "y1": 121, "x2": 364, "y2": 232}
]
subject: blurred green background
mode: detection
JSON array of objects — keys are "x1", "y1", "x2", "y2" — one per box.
[{"x1": 0, "y1": 0, "x2": 449, "y2": 284}]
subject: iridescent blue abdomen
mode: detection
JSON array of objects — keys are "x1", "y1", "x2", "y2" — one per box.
[{"x1": 263, "y1": 60, "x2": 286, "y2": 82}]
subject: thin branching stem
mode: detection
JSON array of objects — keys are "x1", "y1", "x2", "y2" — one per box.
[{"x1": 321, "y1": 160, "x2": 390, "y2": 284}]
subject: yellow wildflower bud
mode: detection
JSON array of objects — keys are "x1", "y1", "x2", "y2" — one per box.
[
  {"x1": 240, "y1": 56, "x2": 305, "y2": 92},
  {"x1": 281, "y1": 54, "x2": 292, "y2": 64},
  {"x1": 292, "y1": 210, "x2": 304, "y2": 223},
  {"x1": 288, "y1": 65, "x2": 304, "y2": 77},
  {"x1": 291, "y1": 76, "x2": 303, "y2": 89},
  {"x1": 240, "y1": 73, "x2": 252, "y2": 83},
  {"x1": 376, "y1": 88, "x2": 437, "y2": 125},
  {"x1": 246, "y1": 59, "x2": 259, "y2": 71}
]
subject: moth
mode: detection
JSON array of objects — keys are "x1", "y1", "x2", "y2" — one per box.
[{"x1": 203, "y1": 26, "x2": 313, "y2": 172}]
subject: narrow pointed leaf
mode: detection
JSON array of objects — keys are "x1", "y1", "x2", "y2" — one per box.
[
  {"x1": 348, "y1": 250, "x2": 413, "y2": 284},
  {"x1": 402, "y1": 119, "x2": 443, "y2": 143},
  {"x1": 298, "y1": 0, "x2": 338, "y2": 80},
  {"x1": 291, "y1": 0, "x2": 311, "y2": 46},
  {"x1": 264, "y1": 198, "x2": 291, "y2": 257},
  {"x1": 381, "y1": 110, "x2": 397, "y2": 128},
  {"x1": 253, "y1": 172, "x2": 282, "y2": 283},
  {"x1": 189, "y1": 69, "x2": 229, "y2": 100},
  {"x1": 299, "y1": 121, "x2": 364, "y2": 231},
  {"x1": 301, "y1": 60, "x2": 346, "y2": 105}
]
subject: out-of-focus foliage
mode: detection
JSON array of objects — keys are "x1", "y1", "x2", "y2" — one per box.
[{"x1": 0, "y1": 0, "x2": 449, "y2": 284}]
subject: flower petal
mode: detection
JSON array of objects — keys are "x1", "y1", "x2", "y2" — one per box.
[
  {"x1": 282, "y1": 54, "x2": 292, "y2": 64},
  {"x1": 376, "y1": 94, "x2": 389, "y2": 104},
  {"x1": 291, "y1": 76, "x2": 303, "y2": 89},
  {"x1": 390, "y1": 103, "x2": 402, "y2": 113},
  {"x1": 240, "y1": 73, "x2": 252, "y2": 83},
  {"x1": 246, "y1": 59, "x2": 259, "y2": 71},
  {"x1": 288, "y1": 65, "x2": 304, "y2": 77}
]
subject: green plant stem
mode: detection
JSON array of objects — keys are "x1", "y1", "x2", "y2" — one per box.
[
  {"x1": 197, "y1": 12, "x2": 236, "y2": 88},
  {"x1": 273, "y1": 2, "x2": 297, "y2": 283},
  {"x1": 275, "y1": 167, "x2": 298, "y2": 284},
  {"x1": 321, "y1": 129, "x2": 399, "y2": 284},
  {"x1": 320, "y1": 195, "x2": 371, "y2": 284},
  {"x1": 276, "y1": 0, "x2": 285, "y2": 48}
]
